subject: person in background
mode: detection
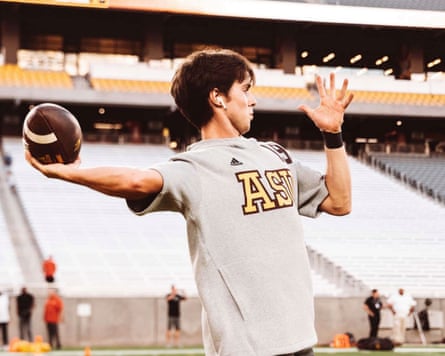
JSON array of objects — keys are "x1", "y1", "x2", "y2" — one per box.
[
  {"x1": 43, "y1": 256, "x2": 56, "y2": 283},
  {"x1": 387, "y1": 288, "x2": 416, "y2": 346},
  {"x1": 363, "y1": 289, "x2": 383, "y2": 338},
  {"x1": 16, "y1": 287, "x2": 35, "y2": 341},
  {"x1": 0, "y1": 290, "x2": 10, "y2": 349},
  {"x1": 166, "y1": 285, "x2": 187, "y2": 347},
  {"x1": 415, "y1": 298, "x2": 432, "y2": 332},
  {"x1": 44, "y1": 289, "x2": 63, "y2": 350}
]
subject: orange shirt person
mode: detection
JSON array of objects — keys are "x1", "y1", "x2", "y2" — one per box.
[
  {"x1": 42, "y1": 256, "x2": 56, "y2": 283},
  {"x1": 44, "y1": 289, "x2": 63, "y2": 350}
]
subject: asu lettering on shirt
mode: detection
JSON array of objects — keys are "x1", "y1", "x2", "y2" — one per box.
[{"x1": 236, "y1": 168, "x2": 295, "y2": 214}]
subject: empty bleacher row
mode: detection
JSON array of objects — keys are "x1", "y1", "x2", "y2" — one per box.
[
  {"x1": 4, "y1": 63, "x2": 445, "y2": 107},
  {"x1": 0, "y1": 65, "x2": 72, "y2": 89},
  {"x1": 367, "y1": 153, "x2": 445, "y2": 203},
  {"x1": 289, "y1": 149, "x2": 445, "y2": 298},
  {"x1": 353, "y1": 90, "x2": 445, "y2": 106},
  {"x1": 90, "y1": 78, "x2": 170, "y2": 94},
  {"x1": 90, "y1": 77, "x2": 314, "y2": 101}
]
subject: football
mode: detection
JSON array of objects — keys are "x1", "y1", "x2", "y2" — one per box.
[{"x1": 23, "y1": 103, "x2": 82, "y2": 164}]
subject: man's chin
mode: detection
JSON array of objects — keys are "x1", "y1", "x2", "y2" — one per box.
[{"x1": 240, "y1": 126, "x2": 251, "y2": 135}]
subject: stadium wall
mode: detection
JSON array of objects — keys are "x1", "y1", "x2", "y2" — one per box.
[{"x1": 4, "y1": 296, "x2": 445, "y2": 347}]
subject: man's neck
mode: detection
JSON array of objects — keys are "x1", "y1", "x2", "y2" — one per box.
[{"x1": 200, "y1": 116, "x2": 241, "y2": 140}]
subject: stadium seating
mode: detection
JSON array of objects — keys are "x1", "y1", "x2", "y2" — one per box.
[
  {"x1": 3, "y1": 138, "x2": 346, "y2": 297},
  {"x1": 90, "y1": 77, "x2": 313, "y2": 101},
  {"x1": 5, "y1": 59, "x2": 445, "y2": 109},
  {"x1": 367, "y1": 153, "x2": 445, "y2": 202},
  {"x1": 352, "y1": 91, "x2": 445, "y2": 106},
  {"x1": 88, "y1": 62, "x2": 314, "y2": 100},
  {"x1": 289, "y1": 149, "x2": 445, "y2": 298},
  {"x1": 3, "y1": 138, "x2": 445, "y2": 298},
  {"x1": 90, "y1": 78, "x2": 171, "y2": 94},
  {"x1": 0, "y1": 65, "x2": 73, "y2": 89},
  {"x1": 253, "y1": 86, "x2": 312, "y2": 100},
  {"x1": 3, "y1": 138, "x2": 193, "y2": 296}
]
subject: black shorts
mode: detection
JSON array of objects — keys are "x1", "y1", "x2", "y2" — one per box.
[{"x1": 168, "y1": 317, "x2": 180, "y2": 330}]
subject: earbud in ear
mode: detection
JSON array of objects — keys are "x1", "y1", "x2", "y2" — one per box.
[{"x1": 218, "y1": 98, "x2": 227, "y2": 110}]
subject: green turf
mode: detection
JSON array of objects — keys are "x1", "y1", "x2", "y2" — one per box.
[
  {"x1": 317, "y1": 353, "x2": 445, "y2": 356},
  {"x1": 30, "y1": 345, "x2": 445, "y2": 356}
]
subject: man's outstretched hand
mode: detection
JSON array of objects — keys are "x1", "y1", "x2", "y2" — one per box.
[
  {"x1": 25, "y1": 149, "x2": 80, "y2": 179},
  {"x1": 298, "y1": 72, "x2": 354, "y2": 133}
]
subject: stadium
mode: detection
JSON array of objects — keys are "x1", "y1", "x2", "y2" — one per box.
[{"x1": 0, "y1": 0, "x2": 445, "y2": 354}]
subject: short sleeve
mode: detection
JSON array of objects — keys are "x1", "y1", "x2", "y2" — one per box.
[
  {"x1": 126, "y1": 158, "x2": 200, "y2": 216},
  {"x1": 293, "y1": 161, "x2": 328, "y2": 218}
]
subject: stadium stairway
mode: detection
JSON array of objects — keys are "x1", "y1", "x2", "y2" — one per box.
[
  {"x1": 0, "y1": 150, "x2": 43, "y2": 293},
  {"x1": 0, "y1": 191, "x2": 24, "y2": 292},
  {"x1": 307, "y1": 245, "x2": 367, "y2": 296}
]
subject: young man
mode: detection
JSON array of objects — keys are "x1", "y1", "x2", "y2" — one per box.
[
  {"x1": 44, "y1": 289, "x2": 63, "y2": 350},
  {"x1": 16, "y1": 287, "x2": 35, "y2": 342},
  {"x1": 166, "y1": 285, "x2": 187, "y2": 347},
  {"x1": 26, "y1": 48, "x2": 353, "y2": 355},
  {"x1": 0, "y1": 290, "x2": 10, "y2": 348},
  {"x1": 363, "y1": 289, "x2": 383, "y2": 338},
  {"x1": 43, "y1": 255, "x2": 56, "y2": 283},
  {"x1": 387, "y1": 288, "x2": 416, "y2": 346}
]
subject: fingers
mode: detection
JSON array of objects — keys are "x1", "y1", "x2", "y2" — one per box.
[
  {"x1": 336, "y1": 78, "x2": 353, "y2": 109},
  {"x1": 24, "y1": 149, "x2": 31, "y2": 163},
  {"x1": 297, "y1": 104, "x2": 313, "y2": 117},
  {"x1": 329, "y1": 72, "x2": 336, "y2": 98},
  {"x1": 24, "y1": 150, "x2": 39, "y2": 169},
  {"x1": 315, "y1": 75, "x2": 326, "y2": 98},
  {"x1": 302, "y1": 73, "x2": 353, "y2": 117},
  {"x1": 330, "y1": 75, "x2": 353, "y2": 109},
  {"x1": 343, "y1": 92, "x2": 354, "y2": 109},
  {"x1": 26, "y1": 153, "x2": 44, "y2": 172},
  {"x1": 316, "y1": 73, "x2": 341, "y2": 99},
  {"x1": 339, "y1": 77, "x2": 349, "y2": 97},
  {"x1": 318, "y1": 73, "x2": 347, "y2": 100}
]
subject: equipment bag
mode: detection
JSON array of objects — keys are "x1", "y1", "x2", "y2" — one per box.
[{"x1": 357, "y1": 337, "x2": 394, "y2": 351}]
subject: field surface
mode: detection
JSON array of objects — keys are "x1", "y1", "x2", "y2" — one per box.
[{"x1": 4, "y1": 345, "x2": 445, "y2": 356}]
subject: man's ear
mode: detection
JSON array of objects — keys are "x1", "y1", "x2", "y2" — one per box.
[{"x1": 209, "y1": 88, "x2": 226, "y2": 109}]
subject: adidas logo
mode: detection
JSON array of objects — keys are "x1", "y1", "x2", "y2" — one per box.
[{"x1": 230, "y1": 157, "x2": 243, "y2": 166}]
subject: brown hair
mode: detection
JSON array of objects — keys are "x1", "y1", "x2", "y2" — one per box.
[{"x1": 170, "y1": 48, "x2": 255, "y2": 129}]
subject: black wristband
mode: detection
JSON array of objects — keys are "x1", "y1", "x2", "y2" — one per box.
[{"x1": 321, "y1": 131, "x2": 343, "y2": 149}]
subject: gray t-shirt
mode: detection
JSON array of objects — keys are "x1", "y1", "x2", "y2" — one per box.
[{"x1": 128, "y1": 137, "x2": 328, "y2": 356}]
